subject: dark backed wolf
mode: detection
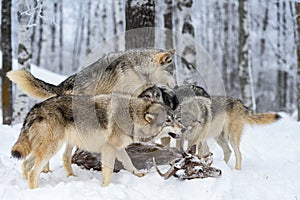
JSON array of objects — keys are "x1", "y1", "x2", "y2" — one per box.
[
  {"x1": 7, "y1": 49, "x2": 176, "y2": 99},
  {"x1": 160, "y1": 84, "x2": 281, "y2": 170}
]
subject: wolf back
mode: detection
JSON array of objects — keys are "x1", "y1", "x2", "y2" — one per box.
[{"x1": 7, "y1": 49, "x2": 176, "y2": 99}]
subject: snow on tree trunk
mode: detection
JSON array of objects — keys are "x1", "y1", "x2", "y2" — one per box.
[
  {"x1": 238, "y1": 0, "x2": 253, "y2": 108},
  {"x1": 173, "y1": 0, "x2": 197, "y2": 85},
  {"x1": 1, "y1": 0, "x2": 13, "y2": 125},
  {"x1": 13, "y1": 0, "x2": 34, "y2": 124},
  {"x1": 125, "y1": 0, "x2": 155, "y2": 49}
]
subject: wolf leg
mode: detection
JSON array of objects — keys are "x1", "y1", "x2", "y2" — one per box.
[
  {"x1": 28, "y1": 152, "x2": 53, "y2": 189},
  {"x1": 116, "y1": 148, "x2": 145, "y2": 177},
  {"x1": 22, "y1": 154, "x2": 35, "y2": 179},
  {"x1": 101, "y1": 144, "x2": 117, "y2": 186},
  {"x1": 197, "y1": 141, "x2": 210, "y2": 158},
  {"x1": 42, "y1": 162, "x2": 52, "y2": 173},
  {"x1": 229, "y1": 134, "x2": 242, "y2": 170},
  {"x1": 62, "y1": 144, "x2": 75, "y2": 177},
  {"x1": 216, "y1": 132, "x2": 232, "y2": 163}
]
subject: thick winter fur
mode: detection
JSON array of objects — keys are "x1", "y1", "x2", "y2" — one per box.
[
  {"x1": 172, "y1": 85, "x2": 281, "y2": 170},
  {"x1": 11, "y1": 92, "x2": 182, "y2": 189},
  {"x1": 7, "y1": 49, "x2": 176, "y2": 99}
]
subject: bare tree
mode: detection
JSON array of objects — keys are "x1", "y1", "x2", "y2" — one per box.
[
  {"x1": 125, "y1": 0, "x2": 155, "y2": 49},
  {"x1": 1, "y1": 0, "x2": 13, "y2": 125},
  {"x1": 164, "y1": 0, "x2": 173, "y2": 49},
  {"x1": 238, "y1": 0, "x2": 253, "y2": 108},
  {"x1": 58, "y1": 0, "x2": 63, "y2": 72},
  {"x1": 173, "y1": 0, "x2": 196, "y2": 85},
  {"x1": 13, "y1": 0, "x2": 34, "y2": 123},
  {"x1": 296, "y1": 2, "x2": 300, "y2": 120}
]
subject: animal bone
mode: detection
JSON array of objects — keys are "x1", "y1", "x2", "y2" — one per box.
[{"x1": 153, "y1": 145, "x2": 222, "y2": 180}]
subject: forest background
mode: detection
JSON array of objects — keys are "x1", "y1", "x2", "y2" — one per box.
[{"x1": 1, "y1": 0, "x2": 300, "y2": 124}]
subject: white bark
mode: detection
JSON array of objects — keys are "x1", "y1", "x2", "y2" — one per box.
[
  {"x1": 13, "y1": 0, "x2": 34, "y2": 124},
  {"x1": 238, "y1": 0, "x2": 253, "y2": 108}
]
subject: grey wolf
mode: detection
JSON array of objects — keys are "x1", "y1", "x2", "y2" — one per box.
[
  {"x1": 11, "y1": 91, "x2": 182, "y2": 189},
  {"x1": 172, "y1": 85, "x2": 281, "y2": 170},
  {"x1": 7, "y1": 48, "x2": 176, "y2": 99}
]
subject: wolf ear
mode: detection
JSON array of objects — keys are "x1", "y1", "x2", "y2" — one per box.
[
  {"x1": 145, "y1": 112, "x2": 157, "y2": 125},
  {"x1": 155, "y1": 49, "x2": 175, "y2": 65}
]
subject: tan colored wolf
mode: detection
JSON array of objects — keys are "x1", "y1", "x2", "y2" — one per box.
[
  {"x1": 162, "y1": 85, "x2": 281, "y2": 170},
  {"x1": 7, "y1": 48, "x2": 176, "y2": 99},
  {"x1": 8, "y1": 48, "x2": 177, "y2": 176},
  {"x1": 11, "y1": 91, "x2": 182, "y2": 189}
]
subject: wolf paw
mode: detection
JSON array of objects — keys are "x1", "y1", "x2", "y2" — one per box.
[{"x1": 133, "y1": 170, "x2": 146, "y2": 177}]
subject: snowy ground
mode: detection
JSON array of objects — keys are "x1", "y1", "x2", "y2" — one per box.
[
  {"x1": 1, "y1": 67, "x2": 300, "y2": 199},
  {"x1": 0, "y1": 114, "x2": 299, "y2": 200}
]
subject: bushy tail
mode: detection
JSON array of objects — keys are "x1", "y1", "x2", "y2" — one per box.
[
  {"x1": 6, "y1": 69, "x2": 62, "y2": 99},
  {"x1": 11, "y1": 129, "x2": 31, "y2": 159},
  {"x1": 242, "y1": 105, "x2": 281, "y2": 125}
]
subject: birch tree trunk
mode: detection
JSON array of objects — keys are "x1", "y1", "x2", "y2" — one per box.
[
  {"x1": 13, "y1": 0, "x2": 34, "y2": 123},
  {"x1": 125, "y1": 0, "x2": 155, "y2": 49},
  {"x1": 1, "y1": 0, "x2": 13, "y2": 125},
  {"x1": 173, "y1": 0, "x2": 196, "y2": 85},
  {"x1": 238, "y1": 0, "x2": 253, "y2": 108},
  {"x1": 58, "y1": 0, "x2": 63, "y2": 72},
  {"x1": 296, "y1": 2, "x2": 300, "y2": 120},
  {"x1": 164, "y1": 0, "x2": 173, "y2": 49}
]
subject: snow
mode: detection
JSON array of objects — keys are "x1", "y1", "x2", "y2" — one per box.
[
  {"x1": 0, "y1": 111, "x2": 300, "y2": 199},
  {"x1": 0, "y1": 68, "x2": 299, "y2": 199}
]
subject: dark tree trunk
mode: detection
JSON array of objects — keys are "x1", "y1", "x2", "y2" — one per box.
[
  {"x1": 1, "y1": 0, "x2": 13, "y2": 125},
  {"x1": 125, "y1": 0, "x2": 155, "y2": 49},
  {"x1": 164, "y1": 0, "x2": 173, "y2": 49}
]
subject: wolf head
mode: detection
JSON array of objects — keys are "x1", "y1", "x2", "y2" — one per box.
[
  {"x1": 137, "y1": 85, "x2": 179, "y2": 110},
  {"x1": 116, "y1": 49, "x2": 176, "y2": 88}
]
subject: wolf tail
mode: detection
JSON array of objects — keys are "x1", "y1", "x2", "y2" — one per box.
[
  {"x1": 241, "y1": 104, "x2": 281, "y2": 125},
  {"x1": 11, "y1": 129, "x2": 31, "y2": 159},
  {"x1": 6, "y1": 69, "x2": 63, "y2": 99}
]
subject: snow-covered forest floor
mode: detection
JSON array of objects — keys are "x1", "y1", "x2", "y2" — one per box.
[{"x1": 1, "y1": 112, "x2": 299, "y2": 200}]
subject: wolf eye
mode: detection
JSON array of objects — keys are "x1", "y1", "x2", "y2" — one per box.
[
  {"x1": 166, "y1": 116, "x2": 172, "y2": 123},
  {"x1": 143, "y1": 94, "x2": 151, "y2": 100},
  {"x1": 162, "y1": 55, "x2": 172, "y2": 64},
  {"x1": 176, "y1": 117, "x2": 182, "y2": 123},
  {"x1": 155, "y1": 93, "x2": 160, "y2": 99}
]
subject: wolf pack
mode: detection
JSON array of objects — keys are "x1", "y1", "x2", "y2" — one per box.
[{"x1": 8, "y1": 48, "x2": 281, "y2": 189}]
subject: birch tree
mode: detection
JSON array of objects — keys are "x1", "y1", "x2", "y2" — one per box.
[
  {"x1": 173, "y1": 0, "x2": 196, "y2": 85},
  {"x1": 296, "y1": 2, "x2": 300, "y2": 120},
  {"x1": 1, "y1": 0, "x2": 13, "y2": 125},
  {"x1": 164, "y1": 0, "x2": 173, "y2": 49},
  {"x1": 238, "y1": 0, "x2": 253, "y2": 108},
  {"x1": 125, "y1": 0, "x2": 155, "y2": 49},
  {"x1": 13, "y1": 0, "x2": 35, "y2": 123}
]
